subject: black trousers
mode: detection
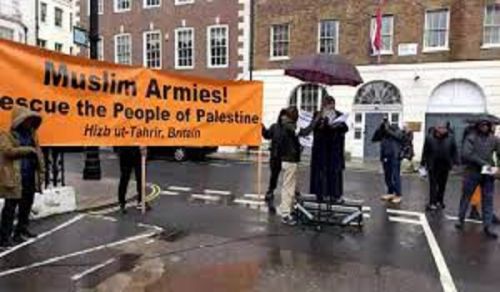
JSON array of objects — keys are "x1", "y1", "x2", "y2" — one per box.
[
  {"x1": 266, "y1": 157, "x2": 282, "y2": 197},
  {"x1": 428, "y1": 165, "x2": 450, "y2": 205},
  {"x1": 1, "y1": 189, "x2": 36, "y2": 239},
  {"x1": 118, "y1": 155, "x2": 143, "y2": 206}
]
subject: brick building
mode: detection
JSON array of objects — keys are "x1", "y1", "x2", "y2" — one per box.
[
  {"x1": 253, "y1": 0, "x2": 500, "y2": 159},
  {"x1": 77, "y1": 0, "x2": 251, "y2": 81}
]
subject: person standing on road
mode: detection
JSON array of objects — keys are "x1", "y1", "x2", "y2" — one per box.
[
  {"x1": 0, "y1": 106, "x2": 44, "y2": 248},
  {"x1": 116, "y1": 146, "x2": 150, "y2": 214},
  {"x1": 278, "y1": 107, "x2": 317, "y2": 225},
  {"x1": 456, "y1": 119, "x2": 500, "y2": 239},
  {"x1": 420, "y1": 121, "x2": 458, "y2": 211},
  {"x1": 372, "y1": 116, "x2": 404, "y2": 204},
  {"x1": 309, "y1": 96, "x2": 349, "y2": 203},
  {"x1": 261, "y1": 109, "x2": 287, "y2": 214}
]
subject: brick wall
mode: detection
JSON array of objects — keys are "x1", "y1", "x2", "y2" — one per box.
[{"x1": 254, "y1": 0, "x2": 500, "y2": 70}]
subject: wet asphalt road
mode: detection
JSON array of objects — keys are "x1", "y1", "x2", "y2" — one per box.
[{"x1": 1, "y1": 153, "x2": 500, "y2": 291}]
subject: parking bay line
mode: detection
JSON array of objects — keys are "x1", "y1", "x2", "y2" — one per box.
[
  {"x1": 0, "y1": 231, "x2": 157, "y2": 278},
  {"x1": 168, "y1": 186, "x2": 192, "y2": 192},
  {"x1": 71, "y1": 258, "x2": 116, "y2": 282},
  {"x1": 0, "y1": 214, "x2": 85, "y2": 259}
]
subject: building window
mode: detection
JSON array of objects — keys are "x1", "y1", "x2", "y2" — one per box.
[
  {"x1": 354, "y1": 113, "x2": 363, "y2": 140},
  {"x1": 270, "y1": 24, "x2": 290, "y2": 60},
  {"x1": 87, "y1": 0, "x2": 104, "y2": 15},
  {"x1": 370, "y1": 15, "x2": 394, "y2": 54},
  {"x1": 115, "y1": 0, "x2": 132, "y2": 12},
  {"x1": 207, "y1": 25, "x2": 228, "y2": 68},
  {"x1": 175, "y1": 0, "x2": 194, "y2": 5},
  {"x1": 40, "y1": 2, "x2": 47, "y2": 23},
  {"x1": 55, "y1": 43, "x2": 63, "y2": 52},
  {"x1": 55, "y1": 7, "x2": 63, "y2": 27},
  {"x1": 484, "y1": 4, "x2": 500, "y2": 47},
  {"x1": 37, "y1": 39, "x2": 47, "y2": 48},
  {"x1": 0, "y1": 26, "x2": 14, "y2": 40},
  {"x1": 318, "y1": 20, "x2": 339, "y2": 54},
  {"x1": 144, "y1": 0, "x2": 161, "y2": 8},
  {"x1": 97, "y1": 37, "x2": 104, "y2": 60},
  {"x1": 175, "y1": 27, "x2": 194, "y2": 69},
  {"x1": 143, "y1": 31, "x2": 162, "y2": 68},
  {"x1": 424, "y1": 9, "x2": 449, "y2": 51},
  {"x1": 114, "y1": 34, "x2": 132, "y2": 65},
  {"x1": 289, "y1": 84, "x2": 325, "y2": 113}
]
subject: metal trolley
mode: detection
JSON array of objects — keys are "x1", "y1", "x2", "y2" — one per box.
[{"x1": 294, "y1": 193, "x2": 366, "y2": 231}]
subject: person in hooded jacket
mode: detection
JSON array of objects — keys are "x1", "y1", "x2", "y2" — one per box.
[
  {"x1": 0, "y1": 106, "x2": 44, "y2": 248},
  {"x1": 261, "y1": 108, "x2": 287, "y2": 214}
]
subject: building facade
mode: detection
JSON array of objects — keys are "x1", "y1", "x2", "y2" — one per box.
[
  {"x1": 0, "y1": 0, "x2": 35, "y2": 44},
  {"x1": 253, "y1": 0, "x2": 500, "y2": 160},
  {"x1": 77, "y1": 0, "x2": 251, "y2": 81},
  {"x1": 37, "y1": 0, "x2": 79, "y2": 55}
]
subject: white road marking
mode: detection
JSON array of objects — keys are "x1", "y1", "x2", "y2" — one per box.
[
  {"x1": 386, "y1": 209, "x2": 423, "y2": 218},
  {"x1": 168, "y1": 186, "x2": 192, "y2": 192},
  {"x1": 88, "y1": 214, "x2": 117, "y2": 222},
  {"x1": 190, "y1": 194, "x2": 221, "y2": 202},
  {"x1": 71, "y1": 258, "x2": 116, "y2": 282},
  {"x1": 0, "y1": 231, "x2": 157, "y2": 278},
  {"x1": 362, "y1": 206, "x2": 371, "y2": 212},
  {"x1": 388, "y1": 216, "x2": 422, "y2": 225},
  {"x1": 0, "y1": 214, "x2": 85, "y2": 259},
  {"x1": 145, "y1": 239, "x2": 155, "y2": 245},
  {"x1": 445, "y1": 215, "x2": 482, "y2": 225},
  {"x1": 234, "y1": 199, "x2": 266, "y2": 207},
  {"x1": 136, "y1": 223, "x2": 164, "y2": 232},
  {"x1": 204, "y1": 189, "x2": 232, "y2": 196},
  {"x1": 363, "y1": 214, "x2": 371, "y2": 219},
  {"x1": 243, "y1": 194, "x2": 265, "y2": 200},
  {"x1": 420, "y1": 214, "x2": 458, "y2": 292},
  {"x1": 160, "y1": 190, "x2": 180, "y2": 196}
]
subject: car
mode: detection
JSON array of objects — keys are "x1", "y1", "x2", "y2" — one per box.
[{"x1": 147, "y1": 146, "x2": 218, "y2": 162}]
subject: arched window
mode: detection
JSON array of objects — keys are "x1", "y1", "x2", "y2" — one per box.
[
  {"x1": 289, "y1": 83, "x2": 327, "y2": 113},
  {"x1": 354, "y1": 80, "x2": 402, "y2": 105}
]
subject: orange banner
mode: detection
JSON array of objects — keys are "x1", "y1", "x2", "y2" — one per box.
[{"x1": 0, "y1": 39, "x2": 263, "y2": 146}]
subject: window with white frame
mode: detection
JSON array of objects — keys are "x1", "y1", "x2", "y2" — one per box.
[
  {"x1": 0, "y1": 26, "x2": 14, "y2": 40},
  {"x1": 98, "y1": 37, "x2": 104, "y2": 60},
  {"x1": 144, "y1": 0, "x2": 161, "y2": 8},
  {"x1": 270, "y1": 24, "x2": 290, "y2": 59},
  {"x1": 54, "y1": 43, "x2": 63, "y2": 52},
  {"x1": 87, "y1": 0, "x2": 104, "y2": 15},
  {"x1": 370, "y1": 15, "x2": 394, "y2": 54},
  {"x1": 175, "y1": 28, "x2": 194, "y2": 69},
  {"x1": 144, "y1": 31, "x2": 162, "y2": 68},
  {"x1": 114, "y1": 34, "x2": 132, "y2": 64},
  {"x1": 37, "y1": 39, "x2": 47, "y2": 48},
  {"x1": 289, "y1": 84, "x2": 324, "y2": 113},
  {"x1": 318, "y1": 20, "x2": 339, "y2": 54},
  {"x1": 484, "y1": 4, "x2": 500, "y2": 46},
  {"x1": 424, "y1": 9, "x2": 449, "y2": 50},
  {"x1": 55, "y1": 7, "x2": 63, "y2": 27},
  {"x1": 175, "y1": 0, "x2": 194, "y2": 5},
  {"x1": 115, "y1": 0, "x2": 132, "y2": 12},
  {"x1": 40, "y1": 2, "x2": 47, "y2": 23},
  {"x1": 208, "y1": 25, "x2": 228, "y2": 68}
]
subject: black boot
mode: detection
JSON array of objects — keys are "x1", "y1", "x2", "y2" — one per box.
[
  {"x1": 455, "y1": 221, "x2": 464, "y2": 231},
  {"x1": 265, "y1": 192, "x2": 276, "y2": 215},
  {"x1": 484, "y1": 227, "x2": 498, "y2": 240}
]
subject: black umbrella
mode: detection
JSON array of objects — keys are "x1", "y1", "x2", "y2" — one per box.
[
  {"x1": 465, "y1": 113, "x2": 500, "y2": 125},
  {"x1": 285, "y1": 54, "x2": 363, "y2": 87}
]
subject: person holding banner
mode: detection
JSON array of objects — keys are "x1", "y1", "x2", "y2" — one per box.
[
  {"x1": 309, "y1": 96, "x2": 348, "y2": 203},
  {"x1": 0, "y1": 106, "x2": 44, "y2": 248},
  {"x1": 116, "y1": 146, "x2": 150, "y2": 214},
  {"x1": 261, "y1": 108, "x2": 287, "y2": 214}
]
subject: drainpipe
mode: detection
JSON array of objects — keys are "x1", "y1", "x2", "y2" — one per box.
[{"x1": 249, "y1": 0, "x2": 254, "y2": 81}]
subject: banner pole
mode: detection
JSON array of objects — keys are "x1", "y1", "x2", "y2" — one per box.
[
  {"x1": 141, "y1": 147, "x2": 146, "y2": 215},
  {"x1": 257, "y1": 145, "x2": 263, "y2": 196}
]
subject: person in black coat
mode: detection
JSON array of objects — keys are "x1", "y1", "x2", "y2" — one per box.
[
  {"x1": 262, "y1": 109, "x2": 287, "y2": 214},
  {"x1": 309, "y1": 96, "x2": 348, "y2": 203},
  {"x1": 421, "y1": 121, "x2": 458, "y2": 211}
]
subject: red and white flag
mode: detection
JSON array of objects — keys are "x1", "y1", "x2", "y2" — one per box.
[{"x1": 371, "y1": 0, "x2": 385, "y2": 56}]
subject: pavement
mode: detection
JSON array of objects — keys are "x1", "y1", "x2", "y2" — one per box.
[{"x1": 1, "y1": 152, "x2": 500, "y2": 291}]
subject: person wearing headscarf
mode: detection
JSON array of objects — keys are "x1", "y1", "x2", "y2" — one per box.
[
  {"x1": 0, "y1": 106, "x2": 44, "y2": 248},
  {"x1": 309, "y1": 96, "x2": 348, "y2": 203}
]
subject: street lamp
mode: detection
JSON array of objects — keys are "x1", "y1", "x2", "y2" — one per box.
[{"x1": 83, "y1": 0, "x2": 101, "y2": 180}]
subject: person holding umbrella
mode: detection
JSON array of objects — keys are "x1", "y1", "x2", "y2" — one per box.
[{"x1": 456, "y1": 116, "x2": 500, "y2": 239}]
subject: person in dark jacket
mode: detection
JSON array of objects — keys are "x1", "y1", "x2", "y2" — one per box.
[
  {"x1": 117, "y1": 146, "x2": 150, "y2": 214},
  {"x1": 278, "y1": 107, "x2": 317, "y2": 225},
  {"x1": 421, "y1": 121, "x2": 458, "y2": 211},
  {"x1": 261, "y1": 109, "x2": 287, "y2": 214},
  {"x1": 309, "y1": 96, "x2": 348, "y2": 203},
  {"x1": 372, "y1": 116, "x2": 404, "y2": 204},
  {"x1": 456, "y1": 119, "x2": 500, "y2": 239}
]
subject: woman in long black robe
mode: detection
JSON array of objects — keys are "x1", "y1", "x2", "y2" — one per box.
[{"x1": 310, "y1": 96, "x2": 348, "y2": 203}]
